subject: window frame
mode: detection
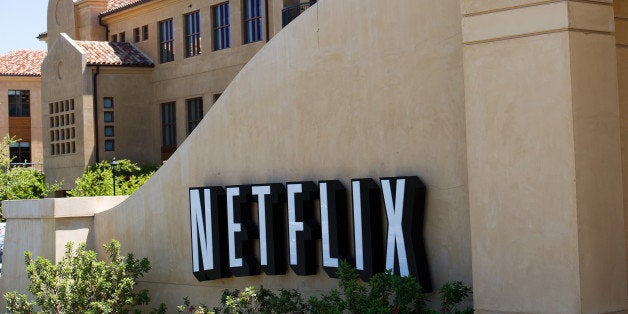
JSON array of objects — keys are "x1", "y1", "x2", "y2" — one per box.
[
  {"x1": 133, "y1": 28, "x2": 141, "y2": 42},
  {"x1": 8, "y1": 90, "x2": 30, "y2": 117},
  {"x1": 243, "y1": 0, "x2": 263, "y2": 44},
  {"x1": 142, "y1": 25, "x2": 149, "y2": 41},
  {"x1": 9, "y1": 141, "x2": 31, "y2": 163},
  {"x1": 104, "y1": 140, "x2": 115, "y2": 151},
  {"x1": 104, "y1": 126, "x2": 114, "y2": 137},
  {"x1": 213, "y1": 2, "x2": 231, "y2": 51},
  {"x1": 103, "y1": 111, "x2": 114, "y2": 123},
  {"x1": 184, "y1": 11, "x2": 202, "y2": 58},
  {"x1": 159, "y1": 18, "x2": 175, "y2": 63},
  {"x1": 104, "y1": 97, "x2": 114, "y2": 109},
  {"x1": 186, "y1": 97, "x2": 203, "y2": 134},
  {"x1": 161, "y1": 102, "x2": 177, "y2": 149}
]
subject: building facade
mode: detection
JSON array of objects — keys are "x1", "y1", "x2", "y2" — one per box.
[
  {"x1": 4, "y1": 0, "x2": 628, "y2": 313},
  {"x1": 43, "y1": 0, "x2": 315, "y2": 190},
  {"x1": 0, "y1": 50, "x2": 46, "y2": 166}
]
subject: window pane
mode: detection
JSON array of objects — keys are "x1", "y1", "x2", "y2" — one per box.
[
  {"x1": 213, "y1": 3, "x2": 230, "y2": 50},
  {"x1": 105, "y1": 140, "x2": 114, "y2": 151},
  {"x1": 104, "y1": 111, "x2": 114, "y2": 122},
  {"x1": 8, "y1": 90, "x2": 30, "y2": 117},
  {"x1": 162, "y1": 102, "x2": 177, "y2": 147},
  {"x1": 159, "y1": 19, "x2": 174, "y2": 63},
  {"x1": 104, "y1": 97, "x2": 114, "y2": 108},
  {"x1": 104, "y1": 126, "x2": 114, "y2": 137},
  {"x1": 244, "y1": 0, "x2": 263, "y2": 43},
  {"x1": 142, "y1": 25, "x2": 149, "y2": 40},
  {"x1": 185, "y1": 11, "x2": 201, "y2": 57},
  {"x1": 186, "y1": 97, "x2": 203, "y2": 134}
]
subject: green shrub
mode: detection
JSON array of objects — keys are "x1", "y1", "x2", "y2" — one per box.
[
  {"x1": 180, "y1": 260, "x2": 472, "y2": 313},
  {"x1": 68, "y1": 159, "x2": 157, "y2": 197},
  {"x1": 439, "y1": 281, "x2": 473, "y2": 313},
  {"x1": 4, "y1": 240, "x2": 151, "y2": 313},
  {"x1": 0, "y1": 136, "x2": 60, "y2": 218}
]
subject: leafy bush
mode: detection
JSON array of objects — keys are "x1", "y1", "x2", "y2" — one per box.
[
  {"x1": 4, "y1": 240, "x2": 151, "y2": 313},
  {"x1": 439, "y1": 281, "x2": 473, "y2": 313},
  {"x1": 68, "y1": 159, "x2": 157, "y2": 197},
  {"x1": 0, "y1": 136, "x2": 60, "y2": 218},
  {"x1": 180, "y1": 260, "x2": 472, "y2": 313}
]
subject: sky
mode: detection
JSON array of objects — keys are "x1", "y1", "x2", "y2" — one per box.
[{"x1": 0, "y1": 0, "x2": 49, "y2": 54}]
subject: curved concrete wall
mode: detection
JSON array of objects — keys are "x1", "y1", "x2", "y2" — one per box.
[{"x1": 94, "y1": 0, "x2": 471, "y2": 306}]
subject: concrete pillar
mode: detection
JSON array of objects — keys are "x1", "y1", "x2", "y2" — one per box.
[
  {"x1": 462, "y1": 1, "x2": 627, "y2": 313},
  {"x1": 0, "y1": 196, "x2": 126, "y2": 309},
  {"x1": 616, "y1": 0, "x2": 628, "y2": 287}
]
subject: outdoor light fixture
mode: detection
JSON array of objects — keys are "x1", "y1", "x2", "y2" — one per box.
[{"x1": 111, "y1": 157, "x2": 117, "y2": 196}]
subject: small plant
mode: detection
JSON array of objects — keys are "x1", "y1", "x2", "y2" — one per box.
[
  {"x1": 177, "y1": 262, "x2": 472, "y2": 314},
  {"x1": 439, "y1": 281, "x2": 472, "y2": 313},
  {"x1": 5, "y1": 239, "x2": 151, "y2": 313}
]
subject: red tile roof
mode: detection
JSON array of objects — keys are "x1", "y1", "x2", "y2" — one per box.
[
  {"x1": 75, "y1": 41, "x2": 154, "y2": 67},
  {"x1": 101, "y1": 0, "x2": 154, "y2": 16},
  {"x1": 0, "y1": 50, "x2": 47, "y2": 77}
]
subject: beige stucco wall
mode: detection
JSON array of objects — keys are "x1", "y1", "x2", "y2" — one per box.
[
  {"x1": 47, "y1": 0, "x2": 77, "y2": 50},
  {"x1": 75, "y1": 0, "x2": 108, "y2": 41},
  {"x1": 0, "y1": 196, "x2": 127, "y2": 308},
  {"x1": 92, "y1": 0, "x2": 471, "y2": 308},
  {"x1": 42, "y1": 33, "x2": 92, "y2": 189},
  {"x1": 463, "y1": 0, "x2": 627, "y2": 313},
  {"x1": 0, "y1": 76, "x2": 44, "y2": 163},
  {"x1": 616, "y1": 0, "x2": 628, "y2": 288},
  {"x1": 5, "y1": 0, "x2": 623, "y2": 312},
  {"x1": 94, "y1": 68, "x2": 155, "y2": 163}
]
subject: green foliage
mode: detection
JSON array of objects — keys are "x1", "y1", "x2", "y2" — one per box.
[
  {"x1": 5, "y1": 239, "x2": 151, "y2": 314},
  {"x1": 68, "y1": 159, "x2": 157, "y2": 197},
  {"x1": 0, "y1": 136, "x2": 60, "y2": 218},
  {"x1": 179, "y1": 261, "x2": 472, "y2": 313},
  {"x1": 438, "y1": 281, "x2": 473, "y2": 313}
]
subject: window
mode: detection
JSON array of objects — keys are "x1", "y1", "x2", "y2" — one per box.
[
  {"x1": 119, "y1": 32, "x2": 126, "y2": 42},
  {"x1": 134, "y1": 28, "x2": 140, "y2": 42},
  {"x1": 104, "y1": 140, "x2": 114, "y2": 151},
  {"x1": 243, "y1": 0, "x2": 263, "y2": 43},
  {"x1": 159, "y1": 19, "x2": 175, "y2": 63},
  {"x1": 162, "y1": 102, "x2": 177, "y2": 148},
  {"x1": 9, "y1": 142, "x2": 30, "y2": 163},
  {"x1": 8, "y1": 90, "x2": 30, "y2": 117},
  {"x1": 104, "y1": 126, "x2": 114, "y2": 137},
  {"x1": 213, "y1": 3, "x2": 230, "y2": 50},
  {"x1": 104, "y1": 97, "x2": 114, "y2": 108},
  {"x1": 104, "y1": 111, "x2": 114, "y2": 123},
  {"x1": 112, "y1": 34, "x2": 118, "y2": 42},
  {"x1": 185, "y1": 11, "x2": 201, "y2": 57},
  {"x1": 142, "y1": 25, "x2": 149, "y2": 40},
  {"x1": 187, "y1": 98, "x2": 203, "y2": 134}
]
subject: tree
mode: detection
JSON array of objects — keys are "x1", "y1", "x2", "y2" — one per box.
[
  {"x1": 4, "y1": 240, "x2": 151, "y2": 313},
  {"x1": 0, "y1": 136, "x2": 59, "y2": 218},
  {"x1": 68, "y1": 159, "x2": 157, "y2": 197}
]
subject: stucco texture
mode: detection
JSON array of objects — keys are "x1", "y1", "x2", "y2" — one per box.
[{"x1": 94, "y1": 0, "x2": 471, "y2": 308}]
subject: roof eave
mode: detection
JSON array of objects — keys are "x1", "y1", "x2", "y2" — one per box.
[
  {"x1": 99, "y1": 0, "x2": 155, "y2": 18},
  {"x1": 0, "y1": 74, "x2": 41, "y2": 77},
  {"x1": 86, "y1": 63, "x2": 155, "y2": 68}
]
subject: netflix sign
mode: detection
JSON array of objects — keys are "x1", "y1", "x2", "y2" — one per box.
[{"x1": 189, "y1": 176, "x2": 432, "y2": 291}]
